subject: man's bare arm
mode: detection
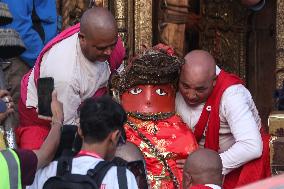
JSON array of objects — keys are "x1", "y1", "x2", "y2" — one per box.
[{"x1": 34, "y1": 91, "x2": 64, "y2": 169}]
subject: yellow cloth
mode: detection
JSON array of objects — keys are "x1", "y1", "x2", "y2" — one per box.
[{"x1": 0, "y1": 131, "x2": 6, "y2": 150}]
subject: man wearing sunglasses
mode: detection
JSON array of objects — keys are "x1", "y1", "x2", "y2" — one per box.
[{"x1": 28, "y1": 96, "x2": 138, "y2": 189}]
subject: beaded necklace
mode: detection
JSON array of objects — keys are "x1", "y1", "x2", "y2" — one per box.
[{"x1": 126, "y1": 112, "x2": 175, "y2": 121}]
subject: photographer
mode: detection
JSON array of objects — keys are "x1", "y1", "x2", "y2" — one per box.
[{"x1": 0, "y1": 91, "x2": 63, "y2": 188}]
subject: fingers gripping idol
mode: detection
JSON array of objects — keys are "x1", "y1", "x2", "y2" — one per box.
[{"x1": 110, "y1": 44, "x2": 198, "y2": 189}]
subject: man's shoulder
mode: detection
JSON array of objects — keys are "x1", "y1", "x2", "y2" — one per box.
[
  {"x1": 222, "y1": 84, "x2": 251, "y2": 100},
  {"x1": 45, "y1": 32, "x2": 78, "y2": 54}
]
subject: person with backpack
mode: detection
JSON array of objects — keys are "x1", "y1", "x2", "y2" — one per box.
[{"x1": 27, "y1": 96, "x2": 138, "y2": 189}]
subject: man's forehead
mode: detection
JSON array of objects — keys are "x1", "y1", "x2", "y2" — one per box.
[
  {"x1": 94, "y1": 36, "x2": 118, "y2": 48},
  {"x1": 180, "y1": 72, "x2": 210, "y2": 88}
]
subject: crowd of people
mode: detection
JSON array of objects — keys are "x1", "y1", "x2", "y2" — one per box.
[{"x1": 0, "y1": 0, "x2": 278, "y2": 188}]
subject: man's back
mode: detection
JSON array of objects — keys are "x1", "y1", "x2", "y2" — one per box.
[{"x1": 28, "y1": 156, "x2": 138, "y2": 189}]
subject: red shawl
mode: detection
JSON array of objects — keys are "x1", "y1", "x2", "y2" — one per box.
[
  {"x1": 193, "y1": 70, "x2": 270, "y2": 188},
  {"x1": 193, "y1": 70, "x2": 243, "y2": 151}
]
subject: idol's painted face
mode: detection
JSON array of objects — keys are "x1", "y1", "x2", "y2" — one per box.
[{"x1": 121, "y1": 84, "x2": 176, "y2": 113}]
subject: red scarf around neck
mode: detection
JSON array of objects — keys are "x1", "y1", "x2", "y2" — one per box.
[{"x1": 193, "y1": 70, "x2": 244, "y2": 151}]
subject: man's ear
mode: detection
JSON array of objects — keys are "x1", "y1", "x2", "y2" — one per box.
[
  {"x1": 77, "y1": 127, "x2": 84, "y2": 139},
  {"x1": 78, "y1": 32, "x2": 86, "y2": 42},
  {"x1": 110, "y1": 130, "x2": 120, "y2": 146}
]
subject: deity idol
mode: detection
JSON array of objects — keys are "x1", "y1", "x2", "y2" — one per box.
[{"x1": 110, "y1": 44, "x2": 198, "y2": 189}]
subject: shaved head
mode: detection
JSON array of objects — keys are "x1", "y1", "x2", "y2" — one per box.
[
  {"x1": 183, "y1": 148, "x2": 223, "y2": 188},
  {"x1": 80, "y1": 7, "x2": 117, "y2": 38},
  {"x1": 183, "y1": 50, "x2": 216, "y2": 82},
  {"x1": 115, "y1": 141, "x2": 144, "y2": 162},
  {"x1": 79, "y1": 7, "x2": 118, "y2": 62},
  {"x1": 179, "y1": 50, "x2": 217, "y2": 106}
]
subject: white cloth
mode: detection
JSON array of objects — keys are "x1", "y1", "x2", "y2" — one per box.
[
  {"x1": 27, "y1": 156, "x2": 138, "y2": 189},
  {"x1": 205, "y1": 184, "x2": 222, "y2": 189},
  {"x1": 26, "y1": 33, "x2": 110, "y2": 125},
  {"x1": 175, "y1": 67, "x2": 263, "y2": 175}
]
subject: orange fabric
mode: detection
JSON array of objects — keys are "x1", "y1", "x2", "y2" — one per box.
[
  {"x1": 125, "y1": 115, "x2": 198, "y2": 189},
  {"x1": 16, "y1": 125, "x2": 50, "y2": 150},
  {"x1": 223, "y1": 129, "x2": 271, "y2": 189}
]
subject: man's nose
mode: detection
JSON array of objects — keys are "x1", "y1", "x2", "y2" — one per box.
[
  {"x1": 187, "y1": 89, "x2": 197, "y2": 100},
  {"x1": 145, "y1": 86, "x2": 152, "y2": 105}
]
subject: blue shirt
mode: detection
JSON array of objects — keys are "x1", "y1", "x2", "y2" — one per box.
[{"x1": 1, "y1": 0, "x2": 57, "y2": 67}]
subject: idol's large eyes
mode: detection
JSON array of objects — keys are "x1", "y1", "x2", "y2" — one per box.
[
  {"x1": 129, "y1": 87, "x2": 143, "y2": 95},
  {"x1": 156, "y1": 88, "x2": 167, "y2": 96}
]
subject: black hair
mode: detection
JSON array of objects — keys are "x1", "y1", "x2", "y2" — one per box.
[{"x1": 79, "y1": 96, "x2": 127, "y2": 143}]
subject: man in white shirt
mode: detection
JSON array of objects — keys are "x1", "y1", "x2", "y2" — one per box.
[
  {"x1": 17, "y1": 7, "x2": 125, "y2": 150},
  {"x1": 27, "y1": 96, "x2": 138, "y2": 189},
  {"x1": 176, "y1": 50, "x2": 270, "y2": 189}
]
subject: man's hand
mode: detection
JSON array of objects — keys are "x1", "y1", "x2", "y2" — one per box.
[
  {"x1": 34, "y1": 91, "x2": 64, "y2": 169},
  {"x1": 0, "y1": 90, "x2": 14, "y2": 123},
  {"x1": 50, "y1": 91, "x2": 64, "y2": 126},
  {"x1": 176, "y1": 159, "x2": 186, "y2": 169},
  {"x1": 38, "y1": 90, "x2": 64, "y2": 125}
]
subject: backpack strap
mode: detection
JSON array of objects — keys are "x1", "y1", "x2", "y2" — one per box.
[
  {"x1": 87, "y1": 161, "x2": 128, "y2": 189},
  {"x1": 56, "y1": 151, "x2": 73, "y2": 176},
  {"x1": 117, "y1": 166, "x2": 128, "y2": 189},
  {"x1": 87, "y1": 161, "x2": 114, "y2": 187}
]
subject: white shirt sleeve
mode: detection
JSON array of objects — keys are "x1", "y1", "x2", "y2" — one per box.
[{"x1": 219, "y1": 85, "x2": 263, "y2": 175}]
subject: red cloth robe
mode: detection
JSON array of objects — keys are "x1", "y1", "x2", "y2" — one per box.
[
  {"x1": 17, "y1": 23, "x2": 125, "y2": 149},
  {"x1": 125, "y1": 115, "x2": 198, "y2": 189},
  {"x1": 193, "y1": 70, "x2": 271, "y2": 189}
]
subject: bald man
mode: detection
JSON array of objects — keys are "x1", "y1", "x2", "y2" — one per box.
[
  {"x1": 183, "y1": 149, "x2": 222, "y2": 189},
  {"x1": 115, "y1": 142, "x2": 150, "y2": 189},
  {"x1": 17, "y1": 7, "x2": 125, "y2": 150},
  {"x1": 115, "y1": 141, "x2": 144, "y2": 162},
  {"x1": 176, "y1": 50, "x2": 270, "y2": 188}
]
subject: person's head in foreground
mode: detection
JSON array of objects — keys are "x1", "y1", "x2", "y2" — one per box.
[
  {"x1": 78, "y1": 96, "x2": 127, "y2": 161},
  {"x1": 115, "y1": 141, "x2": 149, "y2": 189},
  {"x1": 183, "y1": 148, "x2": 223, "y2": 189}
]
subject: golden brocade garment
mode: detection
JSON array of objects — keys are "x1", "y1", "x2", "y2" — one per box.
[{"x1": 125, "y1": 115, "x2": 198, "y2": 189}]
